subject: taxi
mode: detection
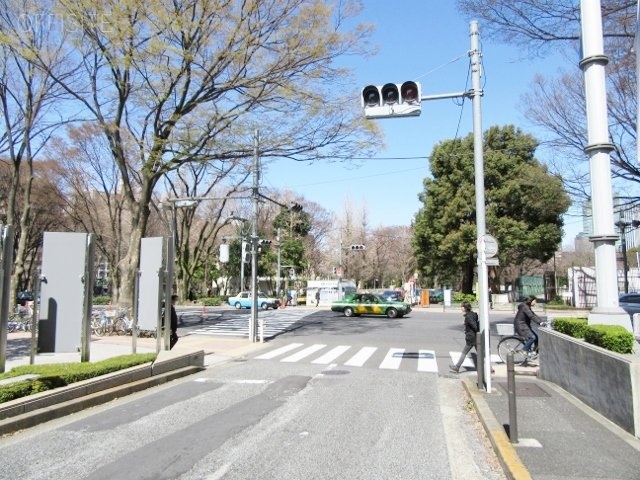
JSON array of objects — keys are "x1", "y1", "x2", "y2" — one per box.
[{"x1": 331, "y1": 292, "x2": 411, "y2": 318}]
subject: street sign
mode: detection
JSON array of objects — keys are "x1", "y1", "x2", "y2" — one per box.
[{"x1": 478, "y1": 234, "x2": 499, "y2": 257}]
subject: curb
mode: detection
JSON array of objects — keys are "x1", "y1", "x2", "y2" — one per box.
[{"x1": 462, "y1": 379, "x2": 532, "y2": 480}]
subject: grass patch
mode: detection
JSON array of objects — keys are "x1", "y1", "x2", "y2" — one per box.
[{"x1": 0, "y1": 353, "x2": 157, "y2": 404}]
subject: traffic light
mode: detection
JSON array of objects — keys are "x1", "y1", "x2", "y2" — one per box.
[
  {"x1": 289, "y1": 202, "x2": 303, "y2": 212},
  {"x1": 241, "y1": 241, "x2": 250, "y2": 263},
  {"x1": 259, "y1": 239, "x2": 272, "y2": 246},
  {"x1": 361, "y1": 81, "x2": 421, "y2": 119},
  {"x1": 350, "y1": 244, "x2": 365, "y2": 251}
]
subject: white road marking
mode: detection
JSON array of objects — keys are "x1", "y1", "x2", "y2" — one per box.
[
  {"x1": 255, "y1": 343, "x2": 304, "y2": 359},
  {"x1": 311, "y1": 345, "x2": 351, "y2": 364},
  {"x1": 281, "y1": 344, "x2": 327, "y2": 362},
  {"x1": 343, "y1": 346, "x2": 377, "y2": 367},
  {"x1": 379, "y1": 347, "x2": 404, "y2": 369},
  {"x1": 417, "y1": 349, "x2": 439, "y2": 372}
]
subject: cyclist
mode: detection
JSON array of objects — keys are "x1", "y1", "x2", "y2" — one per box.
[{"x1": 514, "y1": 295, "x2": 544, "y2": 360}]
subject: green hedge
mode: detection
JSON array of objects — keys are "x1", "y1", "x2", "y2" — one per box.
[
  {"x1": 551, "y1": 317, "x2": 635, "y2": 354},
  {"x1": 583, "y1": 325, "x2": 635, "y2": 354},
  {"x1": 93, "y1": 296, "x2": 112, "y2": 305},
  {"x1": 552, "y1": 317, "x2": 589, "y2": 338},
  {"x1": 199, "y1": 296, "x2": 224, "y2": 306},
  {"x1": 0, "y1": 353, "x2": 157, "y2": 404}
]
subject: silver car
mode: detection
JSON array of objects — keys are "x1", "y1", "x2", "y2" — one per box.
[{"x1": 618, "y1": 293, "x2": 640, "y2": 318}]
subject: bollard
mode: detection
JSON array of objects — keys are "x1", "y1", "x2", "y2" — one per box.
[
  {"x1": 507, "y1": 351, "x2": 518, "y2": 443},
  {"x1": 476, "y1": 331, "x2": 484, "y2": 390}
]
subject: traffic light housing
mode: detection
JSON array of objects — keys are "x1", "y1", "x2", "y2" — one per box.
[
  {"x1": 241, "y1": 241, "x2": 250, "y2": 263},
  {"x1": 219, "y1": 243, "x2": 229, "y2": 263},
  {"x1": 361, "y1": 81, "x2": 421, "y2": 119},
  {"x1": 350, "y1": 244, "x2": 365, "y2": 251}
]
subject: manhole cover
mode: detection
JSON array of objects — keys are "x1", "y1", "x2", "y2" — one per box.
[
  {"x1": 320, "y1": 370, "x2": 350, "y2": 375},
  {"x1": 393, "y1": 352, "x2": 434, "y2": 359},
  {"x1": 496, "y1": 382, "x2": 550, "y2": 397}
]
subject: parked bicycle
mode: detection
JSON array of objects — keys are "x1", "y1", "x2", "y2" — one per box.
[{"x1": 8, "y1": 306, "x2": 32, "y2": 333}]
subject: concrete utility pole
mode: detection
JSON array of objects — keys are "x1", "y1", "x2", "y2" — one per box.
[
  {"x1": 469, "y1": 21, "x2": 492, "y2": 392},
  {"x1": 580, "y1": 0, "x2": 631, "y2": 329},
  {"x1": 250, "y1": 130, "x2": 260, "y2": 342}
]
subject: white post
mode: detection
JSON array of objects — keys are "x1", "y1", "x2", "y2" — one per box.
[{"x1": 580, "y1": 0, "x2": 631, "y2": 329}]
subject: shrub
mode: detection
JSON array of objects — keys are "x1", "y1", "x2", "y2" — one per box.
[
  {"x1": 200, "y1": 297, "x2": 223, "y2": 306},
  {"x1": 93, "y1": 296, "x2": 112, "y2": 305},
  {"x1": 453, "y1": 292, "x2": 476, "y2": 304},
  {"x1": 552, "y1": 317, "x2": 589, "y2": 338},
  {"x1": 584, "y1": 325, "x2": 635, "y2": 354},
  {"x1": 0, "y1": 353, "x2": 157, "y2": 404}
]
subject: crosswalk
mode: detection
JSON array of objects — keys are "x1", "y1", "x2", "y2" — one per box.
[
  {"x1": 189, "y1": 310, "x2": 312, "y2": 338},
  {"x1": 254, "y1": 342, "x2": 500, "y2": 373},
  {"x1": 253, "y1": 342, "x2": 503, "y2": 373}
]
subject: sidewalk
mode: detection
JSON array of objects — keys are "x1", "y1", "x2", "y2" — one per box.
[
  {"x1": 465, "y1": 362, "x2": 640, "y2": 480},
  {"x1": 2, "y1": 331, "x2": 268, "y2": 371}
]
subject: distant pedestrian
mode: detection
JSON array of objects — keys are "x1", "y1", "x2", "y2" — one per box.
[
  {"x1": 315, "y1": 290, "x2": 320, "y2": 307},
  {"x1": 450, "y1": 302, "x2": 479, "y2": 373},
  {"x1": 170, "y1": 294, "x2": 179, "y2": 349}
]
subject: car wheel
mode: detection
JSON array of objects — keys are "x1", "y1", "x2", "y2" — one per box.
[
  {"x1": 386, "y1": 308, "x2": 398, "y2": 318},
  {"x1": 234, "y1": 302, "x2": 242, "y2": 309},
  {"x1": 344, "y1": 307, "x2": 354, "y2": 317},
  {"x1": 261, "y1": 302, "x2": 268, "y2": 310}
]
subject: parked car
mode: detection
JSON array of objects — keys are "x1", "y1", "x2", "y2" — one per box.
[
  {"x1": 331, "y1": 292, "x2": 411, "y2": 318},
  {"x1": 16, "y1": 291, "x2": 34, "y2": 306},
  {"x1": 380, "y1": 290, "x2": 404, "y2": 302},
  {"x1": 428, "y1": 289, "x2": 444, "y2": 304},
  {"x1": 227, "y1": 291, "x2": 280, "y2": 310},
  {"x1": 618, "y1": 292, "x2": 640, "y2": 318}
]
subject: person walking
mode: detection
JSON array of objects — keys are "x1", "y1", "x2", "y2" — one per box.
[
  {"x1": 170, "y1": 294, "x2": 179, "y2": 349},
  {"x1": 449, "y1": 301, "x2": 480, "y2": 373},
  {"x1": 514, "y1": 295, "x2": 543, "y2": 360},
  {"x1": 315, "y1": 289, "x2": 320, "y2": 307}
]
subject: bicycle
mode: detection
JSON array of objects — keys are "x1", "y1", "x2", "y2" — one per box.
[{"x1": 496, "y1": 322, "x2": 546, "y2": 365}]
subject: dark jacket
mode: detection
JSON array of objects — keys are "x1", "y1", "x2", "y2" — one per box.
[
  {"x1": 463, "y1": 311, "x2": 479, "y2": 345},
  {"x1": 170, "y1": 305, "x2": 178, "y2": 333},
  {"x1": 513, "y1": 302, "x2": 542, "y2": 337}
]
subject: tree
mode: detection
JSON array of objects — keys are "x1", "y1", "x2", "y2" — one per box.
[
  {"x1": 0, "y1": 0, "x2": 74, "y2": 304},
  {"x1": 456, "y1": 1, "x2": 639, "y2": 209},
  {"x1": 413, "y1": 125, "x2": 570, "y2": 293},
  {"x1": 21, "y1": 0, "x2": 377, "y2": 305}
]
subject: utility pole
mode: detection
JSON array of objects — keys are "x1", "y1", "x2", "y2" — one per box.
[
  {"x1": 250, "y1": 130, "x2": 260, "y2": 343},
  {"x1": 276, "y1": 228, "x2": 281, "y2": 298},
  {"x1": 469, "y1": 20, "x2": 491, "y2": 393}
]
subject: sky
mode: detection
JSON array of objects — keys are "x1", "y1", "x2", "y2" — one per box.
[{"x1": 262, "y1": 0, "x2": 583, "y2": 246}]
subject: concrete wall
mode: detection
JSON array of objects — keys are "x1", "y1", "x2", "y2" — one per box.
[{"x1": 538, "y1": 328, "x2": 640, "y2": 438}]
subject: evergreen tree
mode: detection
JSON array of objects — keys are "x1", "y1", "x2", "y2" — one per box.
[{"x1": 413, "y1": 125, "x2": 570, "y2": 293}]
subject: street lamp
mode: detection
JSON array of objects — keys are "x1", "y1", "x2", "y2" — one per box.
[{"x1": 615, "y1": 217, "x2": 640, "y2": 294}]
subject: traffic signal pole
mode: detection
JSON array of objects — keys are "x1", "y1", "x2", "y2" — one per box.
[{"x1": 359, "y1": 20, "x2": 492, "y2": 392}]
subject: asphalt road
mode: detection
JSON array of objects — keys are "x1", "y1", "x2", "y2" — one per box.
[{"x1": 0, "y1": 308, "x2": 509, "y2": 479}]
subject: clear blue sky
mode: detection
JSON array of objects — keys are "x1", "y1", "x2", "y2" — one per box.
[{"x1": 262, "y1": 0, "x2": 582, "y2": 245}]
